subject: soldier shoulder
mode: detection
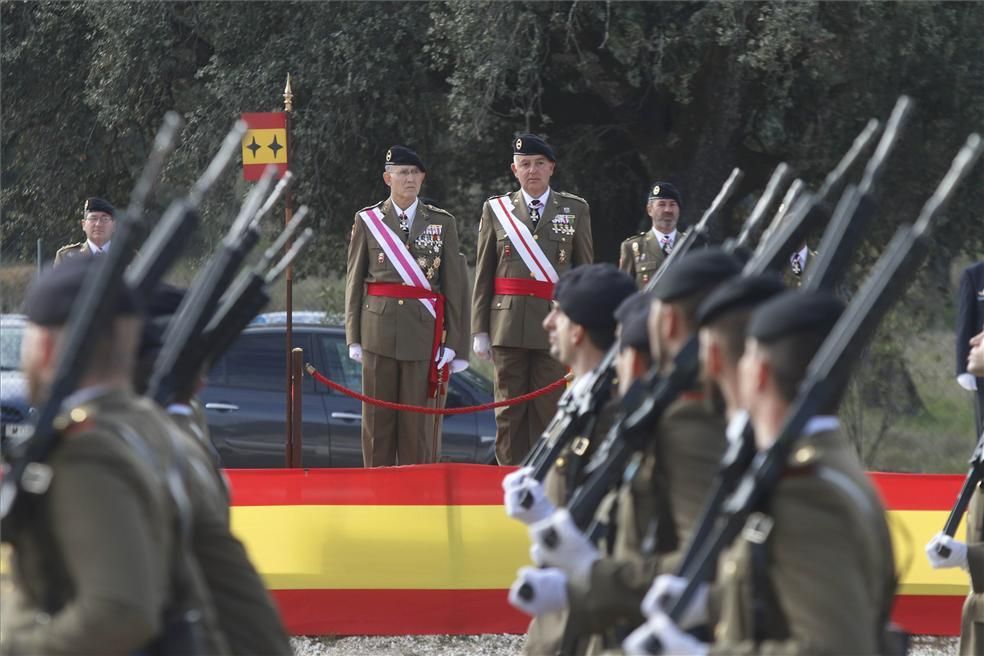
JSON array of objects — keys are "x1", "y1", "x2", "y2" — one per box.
[
  {"x1": 355, "y1": 200, "x2": 385, "y2": 215},
  {"x1": 55, "y1": 241, "x2": 85, "y2": 255},
  {"x1": 621, "y1": 231, "x2": 649, "y2": 246},
  {"x1": 554, "y1": 190, "x2": 589, "y2": 206},
  {"x1": 422, "y1": 202, "x2": 454, "y2": 220}
]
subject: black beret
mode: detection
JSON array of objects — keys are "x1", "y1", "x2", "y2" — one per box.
[
  {"x1": 139, "y1": 284, "x2": 186, "y2": 356},
  {"x1": 747, "y1": 290, "x2": 844, "y2": 344},
  {"x1": 23, "y1": 257, "x2": 139, "y2": 327},
  {"x1": 513, "y1": 133, "x2": 556, "y2": 162},
  {"x1": 385, "y1": 145, "x2": 426, "y2": 172},
  {"x1": 554, "y1": 263, "x2": 635, "y2": 330},
  {"x1": 648, "y1": 182, "x2": 682, "y2": 206},
  {"x1": 83, "y1": 197, "x2": 115, "y2": 217},
  {"x1": 696, "y1": 273, "x2": 787, "y2": 328},
  {"x1": 652, "y1": 248, "x2": 742, "y2": 303},
  {"x1": 615, "y1": 291, "x2": 652, "y2": 354}
]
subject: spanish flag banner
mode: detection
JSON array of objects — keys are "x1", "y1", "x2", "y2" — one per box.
[
  {"x1": 242, "y1": 112, "x2": 288, "y2": 180},
  {"x1": 223, "y1": 465, "x2": 969, "y2": 637}
]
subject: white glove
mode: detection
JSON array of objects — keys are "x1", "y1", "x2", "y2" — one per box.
[
  {"x1": 957, "y1": 373, "x2": 978, "y2": 391},
  {"x1": 502, "y1": 466, "x2": 533, "y2": 491},
  {"x1": 504, "y1": 475, "x2": 556, "y2": 525},
  {"x1": 508, "y1": 566, "x2": 569, "y2": 617},
  {"x1": 623, "y1": 612, "x2": 709, "y2": 656},
  {"x1": 473, "y1": 332, "x2": 491, "y2": 361},
  {"x1": 450, "y1": 358, "x2": 469, "y2": 373},
  {"x1": 641, "y1": 575, "x2": 709, "y2": 630},
  {"x1": 926, "y1": 532, "x2": 969, "y2": 570},
  {"x1": 528, "y1": 509, "x2": 599, "y2": 586},
  {"x1": 348, "y1": 343, "x2": 363, "y2": 363},
  {"x1": 436, "y1": 347, "x2": 456, "y2": 370}
]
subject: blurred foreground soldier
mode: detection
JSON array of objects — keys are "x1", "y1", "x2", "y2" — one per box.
[
  {"x1": 136, "y1": 286, "x2": 292, "y2": 656},
  {"x1": 619, "y1": 183, "x2": 684, "y2": 288},
  {"x1": 1, "y1": 258, "x2": 227, "y2": 655},
  {"x1": 628, "y1": 291, "x2": 897, "y2": 655},
  {"x1": 503, "y1": 264, "x2": 635, "y2": 655},
  {"x1": 53, "y1": 197, "x2": 116, "y2": 265},
  {"x1": 955, "y1": 261, "x2": 984, "y2": 436},
  {"x1": 524, "y1": 249, "x2": 739, "y2": 653},
  {"x1": 472, "y1": 133, "x2": 594, "y2": 464},
  {"x1": 345, "y1": 146, "x2": 467, "y2": 466}
]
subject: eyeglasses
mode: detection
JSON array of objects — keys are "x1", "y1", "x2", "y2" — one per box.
[{"x1": 84, "y1": 215, "x2": 114, "y2": 224}]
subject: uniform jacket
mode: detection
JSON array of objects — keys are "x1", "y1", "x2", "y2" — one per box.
[
  {"x1": 707, "y1": 428, "x2": 895, "y2": 655},
  {"x1": 472, "y1": 189, "x2": 594, "y2": 350},
  {"x1": 956, "y1": 262, "x2": 984, "y2": 378},
  {"x1": 618, "y1": 231, "x2": 670, "y2": 289},
  {"x1": 53, "y1": 241, "x2": 95, "y2": 266},
  {"x1": 0, "y1": 388, "x2": 228, "y2": 656},
  {"x1": 960, "y1": 484, "x2": 984, "y2": 655},
  {"x1": 345, "y1": 199, "x2": 467, "y2": 361},
  {"x1": 565, "y1": 394, "x2": 726, "y2": 639}
]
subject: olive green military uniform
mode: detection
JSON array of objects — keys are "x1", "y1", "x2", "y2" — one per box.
[
  {"x1": 472, "y1": 189, "x2": 594, "y2": 465},
  {"x1": 0, "y1": 388, "x2": 228, "y2": 656},
  {"x1": 960, "y1": 485, "x2": 984, "y2": 655},
  {"x1": 618, "y1": 231, "x2": 673, "y2": 289},
  {"x1": 706, "y1": 428, "x2": 895, "y2": 655},
  {"x1": 52, "y1": 241, "x2": 95, "y2": 267},
  {"x1": 345, "y1": 199, "x2": 467, "y2": 466},
  {"x1": 564, "y1": 393, "x2": 726, "y2": 651},
  {"x1": 166, "y1": 403, "x2": 292, "y2": 656}
]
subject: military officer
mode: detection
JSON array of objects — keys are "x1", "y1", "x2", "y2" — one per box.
[
  {"x1": 53, "y1": 197, "x2": 116, "y2": 266},
  {"x1": 502, "y1": 264, "x2": 635, "y2": 656},
  {"x1": 135, "y1": 285, "x2": 293, "y2": 656},
  {"x1": 618, "y1": 183, "x2": 684, "y2": 289},
  {"x1": 523, "y1": 250, "x2": 740, "y2": 653},
  {"x1": 472, "y1": 133, "x2": 594, "y2": 465},
  {"x1": 1, "y1": 258, "x2": 228, "y2": 655},
  {"x1": 345, "y1": 146, "x2": 468, "y2": 467},
  {"x1": 629, "y1": 291, "x2": 897, "y2": 655}
]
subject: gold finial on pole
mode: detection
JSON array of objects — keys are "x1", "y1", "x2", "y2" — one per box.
[{"x1": 283, "y1": 73, "x2": 294, "y2": 113}]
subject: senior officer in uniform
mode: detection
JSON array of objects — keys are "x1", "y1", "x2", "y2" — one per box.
[
  {"x1": 0, "y1": 258, "x2": 228, "y2": 655},
  {"x1": 345, "y1": 146, "x2": 468, "y2": 467},
  {"x1": 619, "y1": 183, "x2": 684, "y2": 288},
  {"x1": 53, "y1": 197, "x2": 117, "y2": 266},
  {"x1": 629, "y1": 291, "x2": 897, "y2": 656},
  {"x1": 472, "y1": 133, "x2": 594, "y2": 465}
]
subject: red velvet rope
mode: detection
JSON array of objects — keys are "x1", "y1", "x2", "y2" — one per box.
[{"x1": 306, "y1": 364, "x2": 570, "y2": 415}]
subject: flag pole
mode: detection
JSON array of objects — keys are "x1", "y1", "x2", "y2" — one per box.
[{"x1": 283, "y1": 72, "x2": 295, "y2": 466}]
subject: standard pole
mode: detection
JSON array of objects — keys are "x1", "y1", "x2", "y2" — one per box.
[
  {"x1": 283, "y1": 73, "x2": 294, "y2": 467},
  {"x1": 290, "y1": 347, "x2": 304, "y2": 467}
]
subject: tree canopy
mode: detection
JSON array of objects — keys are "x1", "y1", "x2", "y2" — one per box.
[{"x1": 3, "y1": 1, "x2": 982, "y2": 272}]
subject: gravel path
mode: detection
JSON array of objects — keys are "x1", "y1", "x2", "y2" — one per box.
[{"x1": 291, "y1": 634, "x2": 957, "y2": 655}]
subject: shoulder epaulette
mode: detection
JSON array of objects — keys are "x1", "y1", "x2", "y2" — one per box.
[
  {"x1": 423, "y1": 203, "x2": 454, "y2": 218},
  {"x1": 56, "y1": 241, "x2": 85, "y2": 253},
  {"x1": 486, "y1": 193, "x2": 509, "y2": 202},
  {"x1": 555, "y1": 190, "x2": 588, "y2": 204},
  {"x1": 357, "y1": 200, "x2": 384, "y2": 214}
]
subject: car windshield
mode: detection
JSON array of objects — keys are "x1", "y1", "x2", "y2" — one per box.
[{"x1": 1, "y1": 323, "x2": 24, "y2": 371}]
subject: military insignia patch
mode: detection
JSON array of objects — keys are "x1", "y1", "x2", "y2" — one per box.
[
  {"x1": 433, "y1": 256, "x2": 441, "y2": 268},
  {"x1": 418, "y1": 257, "x2": 428, "y2": 268},
  {"x1": 386, "y1": 148, "x2": 393, "y2": 162},
  {"x1": 558, "y1": 249, "x2": 567, "y2": 263},
  {"x1": 515, "y1": 137, "x2": 523, "y2": 150},
  {"x1": 652, "y1": 184, "x2": 660, "y2": 196}
]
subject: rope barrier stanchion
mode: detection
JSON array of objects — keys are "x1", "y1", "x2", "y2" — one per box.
[{"x1": 306, "y1": 363, "x2": 571, "y2": 416}]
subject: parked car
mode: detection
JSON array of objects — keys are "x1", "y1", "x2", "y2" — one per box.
[
  {"x1": 0, "y1": 314, "x2": 32, "y2": 445},
  {"x1": 200, "y1": 315, "x2": 498, "y2": 467}
]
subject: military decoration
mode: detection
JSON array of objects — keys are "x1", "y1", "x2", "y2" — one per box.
[
  {"x1": 551, "y1": 214, "x2": 575, "y2": 237},
  {"x1": 433, "y1": 256, "x2": 441, "y2": 269},
  {"x1": 377, "y1": 252, "x2": 386, "y2": 264},
  {"x1": 504, "y1": 243, "x2": 512, "y2": 257},
  {"x1": 399, "y1": 214, "x2": 410, "y2": 234},
  {"x1": 414, "y1": 224, "x2": 444, "y2": 255},
  {"x1": 426, "y1": 268, "x2": 435, "y2": 280},
  {"x1": 418, "y1": 257, "x2": 428, "y2": 268},
  {"x1": 558, "y1": 249, "x2": 567, "y2": 264}
]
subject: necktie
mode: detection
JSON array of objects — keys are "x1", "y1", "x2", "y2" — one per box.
[
  {"x1": 399, "y1": 212, "x2": 409, "y2": 235},
  {"x1": 660, "y1": 236, "x2": 672, "y2": 255},
  {"x1": 529, "y1": 200, "x2": 541, "y2": 227},
  {"x1": 790, "y1": 252, "x2": 802, "y2": 276}
]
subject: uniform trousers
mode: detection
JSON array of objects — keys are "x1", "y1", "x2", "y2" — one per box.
[
  {"x1": 491, "y1": 346, "x2": 566, "y2": 465},
  {"x1": 361, "y1": 350, "x2": 432, "y2": 467}
]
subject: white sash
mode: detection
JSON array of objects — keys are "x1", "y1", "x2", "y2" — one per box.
[
  {"x1": 489, "y1": 195, "x2": 559, "y2": 283},
  {"x1": 359, "y1": 207, "x2": 436, "y2": 318}
]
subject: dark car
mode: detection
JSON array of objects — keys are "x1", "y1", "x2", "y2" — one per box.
[
  {"x1": 0, "y1": 314, "x2": 32, "y2": 445},
  {"x1": 200, "y1": 316, "x2": 498, "y2": 467}
]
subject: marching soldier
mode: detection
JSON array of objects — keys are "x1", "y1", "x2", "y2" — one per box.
[
  {"x1": 472, "y1": 133, "x2": 594, "y2": 465},
  {"x1": 629, "y1": 291, "x2": 897, "y2": 655},
  {"x1": 618, "y1": 183, "x2": 684, "y2": 288},
  {"x1": 523, "y1": 249, "x2": 740, "y2": 653},
  {"x1": 53, "y1": 197, "x2": 117, "y2": 266},
  {"x1": 0, "y1": 258, "x2": 228, "y2": 655},
  {"x1": 345, "y1": 146, "x2": 468, "y2": 467},
  {"x1": 502, "y1": 263, "x2": 635, "y2": 655}
]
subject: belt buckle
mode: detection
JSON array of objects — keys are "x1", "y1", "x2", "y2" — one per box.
[{"x1": 571, "y1": 436, "x2": 590, "y2": 456}]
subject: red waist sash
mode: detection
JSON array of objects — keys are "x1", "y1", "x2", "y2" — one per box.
[
  {"x1": 493, "y1": 277, "x2": 554, "y2": 301},
  {"x1": 366, "y1": 283, "x2": 447, "y2": 397}
]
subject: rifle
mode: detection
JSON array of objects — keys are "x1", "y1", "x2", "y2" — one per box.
[
  {"x1": 937, "y1": 431, "x2": 984, "y2": 557},
  {"x1": 674, "y1": 99, "x2": 913, "y2": 576},
  {"x1": 519, "y1": 169, "x2": 743, "y2": 485},
  {"x1": 667, "y1": 132, "x2": 983, "y2": 628},
  {"x1": 147, "y1": 166, "x2": 290, "y2": 405},
  {"x1": 0, "y1": 113, "x2": 184, "y2": 529}
]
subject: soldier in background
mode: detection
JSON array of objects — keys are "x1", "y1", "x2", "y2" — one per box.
[
  {"x1": 472, "y1": 133, "x2": 594, "y2": 465},
  {"x1": 53, "y1": 197, "x2": 116, "y2": 265},
  {"x1": 618, "y1": 183, "x2": 684, "y2": 289},
  {"x1": 629, "y1": 291, "x2": 897, "y2": 655},
  {"x1": 955, "y1": 261, "x2": 984, "y2": 437},
  {"x1": 345, "y1": 146, "x2": 468, "y2": 466},
  {"x1": 0, "y1": 258, "x2": 228, "y2": 655}
]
